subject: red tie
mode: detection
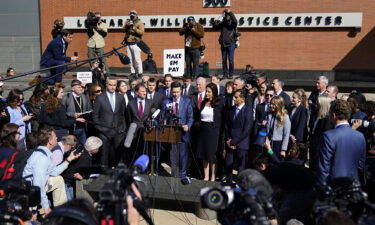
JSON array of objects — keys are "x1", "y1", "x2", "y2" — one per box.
[
  {"x1": 139, "y1": 101, "x2": 144, "y2": 118},
  {"x1": 174, "y1": 102, "x2": 179, "y2": 114},
  {"x1": 198, "y1": 93, "x2": 203, "y2": 110}
]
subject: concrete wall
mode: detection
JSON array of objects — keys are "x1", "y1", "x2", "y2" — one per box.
[{"x1": 0, "y1": 0, "x2": 40, "y2": 74}]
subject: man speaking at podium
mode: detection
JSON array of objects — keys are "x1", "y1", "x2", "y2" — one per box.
[{"x1": 162, "y1": 81, "x2": 194, "y2": 179}]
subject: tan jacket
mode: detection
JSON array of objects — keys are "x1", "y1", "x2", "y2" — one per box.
[
  {"x1": 87, "y1": 22, "x2": 107, "y2": 48},
  {"x1": 179, "y1": 23, "x2": 204, "y2": 49},
  {"x1": 124, "y1": 18, "x2": 145, "y2": 43}
]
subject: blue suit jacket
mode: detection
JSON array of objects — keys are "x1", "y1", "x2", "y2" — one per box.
[
  {"x1": 226, "y1": 104, "x2": 253, "y2": 150},
  {"x1": 162, "y1": 96, "x2": 194, "y2": 142},
  {"x1": 317, "y1": 124, "x2": 366, "y2": 183},
  {"x1": 40, "y1": 36, "x2": 71, "y2": 66},
  {"x1": 289, "y1": 104, "x2": 308, "y2": 142}
]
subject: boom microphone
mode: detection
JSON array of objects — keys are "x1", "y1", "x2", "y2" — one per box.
[{"x1": 124, "y1": 123, "x2": 137, "y2": 148}]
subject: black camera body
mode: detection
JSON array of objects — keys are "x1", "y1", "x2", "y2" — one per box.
[
  {"x1": 85, "y1": 11, "x2": 100, "y2": 29},
  {"x1": 200, "y1": 186, "x2": 274, "y2": 225},
  {"x1": 0, "y1": 180, "x2": 41, "y2": 222}
]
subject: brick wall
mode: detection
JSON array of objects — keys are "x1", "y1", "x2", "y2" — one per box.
[{"x1": 39, "y1": 0, "x2": 375, "y2": 72}]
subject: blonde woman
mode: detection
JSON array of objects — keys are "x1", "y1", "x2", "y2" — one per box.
[
  {"x1": 309, "y1": 95, "x2": 334, "y2": 169},
  {"x1": 289, "y1": 89, "x2": 308, "y2": 144},
  {"x1": 264, "y1": 96, "x2": 291, "y2": 159}
]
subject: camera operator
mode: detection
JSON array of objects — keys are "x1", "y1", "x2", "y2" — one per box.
[
  {"x1": 179, "y1": 16, "x2": 204, "y2": 80},
  {"x1": 90, "y1": 59, "x2": 107, "y2": 87},
  {"x1": 51, "y1": 19, "x2": 65, "y2": 39},
  {"x1": 213, "y1": 9, "x2": 238, "y2": 79},
  {"x1": 86, "y1": 12, "x2": 110, "y2": 76},
  {"x1": 123, "y1": 10, "x2": 145, "y2": 78}
]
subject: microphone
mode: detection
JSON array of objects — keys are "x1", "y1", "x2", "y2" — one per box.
[
  {"x1": 151, "y1": 109, "x2": 161, "y2": 119},
  {"x1": 113, "y1": 47, "x2": 130, "y2": 65},
  {"x1": 124, "y1": 123, "x2": 138, "y2": 148},
  {"x1": 132, "y1": 154, "x2": 149, "y2": 174}
]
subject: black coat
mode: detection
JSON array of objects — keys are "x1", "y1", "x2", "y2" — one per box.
[
  {"x1": 92, "y1": 92, "x2": 127, "y2": 137},
  {"x1": 127, "y1": 98, "x2": 153, "y2": 129},
  {"x1": 289, "y1": 104, "x2": 308, "y2": 142},
  {"x1": 39, "y1": 104, "x2": 76, "y2": 130}
]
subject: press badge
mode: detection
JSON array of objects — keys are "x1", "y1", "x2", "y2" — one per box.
[{"x1": 185, "y1": 37, "x2": 192, "y2": 47}]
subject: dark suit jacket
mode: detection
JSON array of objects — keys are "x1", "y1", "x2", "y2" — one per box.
[
  {"x1": 148, "y1": 91, "x2": 165, "y2": 110},
  {"x1": 182, "y1": 84, "x2": 196, "y2": 98},
  {"x1": 199, "y1": 100, "x2": 224, "y2": 129},
  {"x1": 157, "y1": 87, "x2": 171, "y2": 99},
  {"x1": 40, "y1": 36, "x2": 71, "y2": 66},
  {"x1": 226, "y1": 104, "x2": 254, "y2": 150},
  {"x1": 191, "y1": 92, "x2": 205, "y2": 125},
  {"x1": 127, "y1": 98, "x2": 153, "y2": 129},
  {"x1": 254, "y1": 102, "x2": 268, "y2": 136},
  {"x1": 217, "y1": 85, "x2": 225, "y2": 97},
  {"x1": 278, "y1": 91, "x2": 291, "y2": 111},
  {"x1": 92, "y1": 92, "x2": 126, "y2": 137},
  {"x1": 317, "y1": 124, "x2": 366, "y2": 183},
  {"x1": 162, "y1": 96, "x2": 194, "y2": 142},
  {"x1": 289, "y1": 104, "x2": 308, "y2": 142},
  {"x1": 308, "y1": 89, "x2": 328, "y2": 130}
]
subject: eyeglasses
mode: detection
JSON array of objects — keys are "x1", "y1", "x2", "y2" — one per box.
[
  {"x1": 16, "y1": 132, "x2": 21, "y2": 135},
  {"x1": 266, "y1": 94, "x2": 274, "y2": 97},
  {"x1": 18, "y1": 98, "x2": 24, "y2": 102},
  {"x1": 95, "y1": 89, "x2": 102, "y2": 93}
]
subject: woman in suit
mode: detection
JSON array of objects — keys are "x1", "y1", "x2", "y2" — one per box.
[
  {"x1": 196, "y1": 83, "x2": 223, "y2": 181},
  {"x1": 39, "y1": 85, "x2": 83, "y2": 140},
  {"x1": 265, "y1": 96, "x2": 291, "y2": 160},
  {"x1": 289, "y1": 89, "x2": 308, "y2": 144},
  {"x1": 6, "y1": 89, "x2": 32, "y2": 151},
  {"x1": 309, "y1": 95, "x2": 333, "y2": 170}
]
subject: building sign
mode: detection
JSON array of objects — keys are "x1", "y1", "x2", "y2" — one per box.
[
  {"x1": 203, "y1": 0, "x2": 231, "y2": 8},
  {"x1": 163, "y1": 49, "x2": 185, "y2": 77},
  {"x1": 64, "y1": 13, "x2": 362, "y2": 30}
]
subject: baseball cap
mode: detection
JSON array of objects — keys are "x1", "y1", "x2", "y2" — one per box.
[
  {"x1": 187, "y1": 16, "x2": 195, "y2": 21},
  {"x1": 130, "y1": 10, "x2": 137, "y2": 16}
]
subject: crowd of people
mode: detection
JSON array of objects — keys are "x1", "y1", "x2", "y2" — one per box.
[{"x1": 0, "y1": 9, "x2": 375, "y2": 225}]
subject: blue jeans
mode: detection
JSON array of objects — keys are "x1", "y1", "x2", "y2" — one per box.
[
  {"x1": 74, "y1": 128, "x2": 87, "y2": 145},
  {"x1": 170, "y1": 141, "x2": 189, "y2": 178},
  {"x1": 41, "y1": 60, "x2": 66, "y2": 85},
  {"x1": 65, "y1": 183, "x2": 74, "y2": 201},
  {"x1": 221, "y1": 44, "x2": 236, "y2": 76}
]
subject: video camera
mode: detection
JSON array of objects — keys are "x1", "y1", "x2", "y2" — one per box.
[
  {"x1": 85, "y1": 12, "x2": 100, "y2": 29},
  {"x1": 313, "y1": 177, "x2": 375, "y2": 225},
  {"x1": 200, "y1": 185, "x2": 275, "y2": 225},
  {"x1": 95, "y1": 155, "x2": 154, "y2": 225},
  {"x1": 0, "y1": 180, "x2": 41, "y2": 223}
]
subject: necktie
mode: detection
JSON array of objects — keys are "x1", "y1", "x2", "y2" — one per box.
[
  {"x1": 234, "y1": 107, "x2": 240, "y2": 119},
  {"x1": 183, "y1": 87, "x2": 187, "y2": 96},
  {"x1": 174, "y1": 102, "x2": 179, "y2": 115},
  {"x1": 166, "y1": 89, "x2": 170, "y2": 98},
  {"x1": 198, "y1": 93, "x2": 203, "y2": 110},
  {"x1": 62, "y1": 40, "x2": 65, "y2": 54},
  {"x1": 139, "y1": 100, "x2": 144, "y2": 118},
  {"x1": 150, "y1": 94, "x2": 153, "y2": 101},
  {"x1": 109, "y1": 93, "x2": 115, "y2": 112}
]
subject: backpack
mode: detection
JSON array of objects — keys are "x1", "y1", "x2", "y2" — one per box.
[{"x1": 0, "y1": 149, "x2": 47, "y2": 181}]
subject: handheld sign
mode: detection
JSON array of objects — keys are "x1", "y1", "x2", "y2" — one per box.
[
  {"x1": 77, "y1": 72, "x2": 93, "y2": 83},
  {"x1": 163, "y1": 49, "x2": 185, "y2": 77}
]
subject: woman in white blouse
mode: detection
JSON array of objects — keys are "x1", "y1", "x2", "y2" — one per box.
[{"x1": 196, "y1": 83, "x2": 223, "y2": 181}]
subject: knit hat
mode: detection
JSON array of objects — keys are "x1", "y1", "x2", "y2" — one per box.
[
  {"x1": 130, "y1": 10, "x2": 137, "y2": 16},
  {"x1": 84, "y1": 136, "x2": 103, "y2": 151}
]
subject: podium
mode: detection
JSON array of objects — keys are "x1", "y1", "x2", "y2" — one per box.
[
  {"x1": 144, "y1": 125, "x2": 183, "y2": 175},
  {"x1": 144, "y1": 125, "x2": 183, "y2": 143}
]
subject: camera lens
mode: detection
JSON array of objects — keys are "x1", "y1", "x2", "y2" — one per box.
[{"x1": 206, "y1": 190, "x2": 225, "y2": 209}]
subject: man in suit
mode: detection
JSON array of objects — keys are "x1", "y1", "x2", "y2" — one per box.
[
  {"x1": 93, "y1": 78, "x2": 127, "y2": 167},
  {"x1": 39, "y1": 29, "x2": 78, "y2": 85},
  {"x1": 61, "y1": 80, "x2": 92, "y2": 144},
  {"x1": 308, "y1": 76, "x2": 329, "y2": 130},
  {"x1": 254, "y1": 87, "x2": 275, "y2": 136},
  {"x1": 147, "y1": 78, "x2": 165, "y2": 110},
  {"x1": 225, "y1": 89, "x2": 254, "y2": 183},
  {"x1": 162, "y1": 81, "x2": 194, "y2": 178},
  {"x1": 211, "y1": 74, "x2": 225, "y2": 96},
  {"x1": 317, "y1": 99, "x2": 366, "y2": 184},
  {"x1": 182, "y1": 74, "x2": 196, "y2": 98},
  {"x1": 127, "y1": 83, "x2": 153, "y2": 162},
  {"x1": 126, "y1": 78, "x2": 138, "y2": 98},
  {"x1": 272, "y1": 78, "x2": 291, "y2": 111},
  {"x1": 158, "y1": 74, "x2": 173, "y2": 99}
]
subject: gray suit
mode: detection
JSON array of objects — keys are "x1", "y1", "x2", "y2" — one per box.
[
  {"x1": 61, "y1": 92, "x2": 92, "y2": 118},
  {"x1": 93, "y1": 91, "x2": 126, "y2": 167}
]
